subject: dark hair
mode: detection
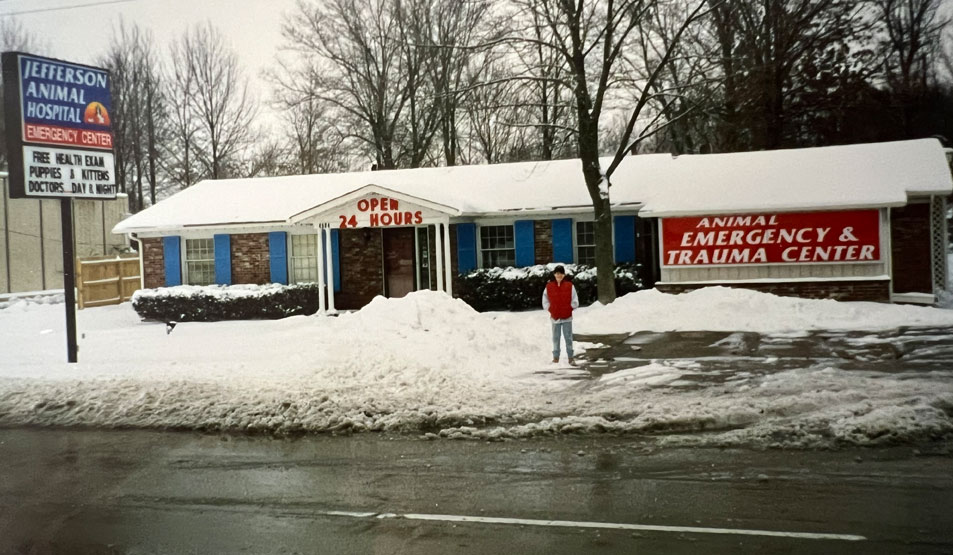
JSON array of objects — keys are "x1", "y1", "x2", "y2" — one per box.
[{"x1": 553, "y1": 265, "x2": 565, "y2": 274}]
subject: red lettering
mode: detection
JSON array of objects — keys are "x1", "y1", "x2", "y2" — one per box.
[
  {"x1": 391, "y1": 198, "x2": 399, "y2": 210},
  {"x1": 370, "y1": 213, "x2": 379, "y2": 226},
  {"x1": 414, "y1": 211, "x2": 422, "y2": 224},
  {"x1": 380, "y1": 198, "x2": 389, "y2": 211},
  {"x1": 380, "y1": 213, "x2": 392, "y2": 226}
]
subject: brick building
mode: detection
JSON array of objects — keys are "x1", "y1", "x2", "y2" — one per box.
[{"x1": 114, "y1": 139, "x2": 952, "y2": 309}]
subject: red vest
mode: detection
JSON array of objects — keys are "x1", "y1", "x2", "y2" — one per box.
[{"x1": 546, "y1": 280, "x2": 574, "y2": 320}]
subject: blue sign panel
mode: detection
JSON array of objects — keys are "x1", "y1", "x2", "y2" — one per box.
[{"x1": 18, "y1": 54, "x2": 114, "y2": 150}]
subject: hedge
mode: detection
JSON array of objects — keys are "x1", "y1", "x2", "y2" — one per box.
[
  {"x1": 454, "y1": 263, "x2": 644, "y2": 312},
  {"x1": 132, "y1": 263, "x2": 644, "y2": 321},
  {"x1": 132, "y1": 283, "x2": 321, "y2": 322}
]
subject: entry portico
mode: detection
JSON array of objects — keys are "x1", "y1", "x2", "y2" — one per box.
[{"x1": 288, "y1": 185, "x2": 461, "y2": 311}]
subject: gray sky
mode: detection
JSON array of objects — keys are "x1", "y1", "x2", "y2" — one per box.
[{"x1": 3, "y1": 0, "x2": 298, "y2": 121}]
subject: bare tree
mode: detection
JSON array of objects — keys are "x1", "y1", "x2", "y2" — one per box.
[
  {"x1": 392, "y1": 0, "x2": 443, "y2": 167},
  {"x1": 270, "y1": 70, "x2": 355, "y2": 174},
  {"x1": 707, "y1": 0, "x2": 868, "y2": 150},
  {"x1": 421, "y1": 0, "x2": 496, "y2": 165},
  {"x1": 872, "y1": 0, "x2": 949, "y2": 135},
  {"x1": 280, "y1": 0, "x2": 408, "y2": 169},
  {"x1": 0, "y1": 18, "x2": 47, "y2": 169},
  {"x1": 171, "y1": 23, "x2": 256, "y2": 181},
  {"x1": 510, "y1": 6, "x2": 576, "y2": 160},
  {"x1": 624, "y1": 0, "x2": 720, "y2": 154},
  {"x1": 101, "y1": 22, "x2": 168, "y2": 212},
  {"x1": 512, "y1": 0, "x2": 711, "y2": 303},
  {"x1": 165, "y1": 37, "x2": 200, "y2": 190},
  {"x1": 463, "y1": 63, "x2": 534, "y2": 163},
  {"x1": 874, "y1": 0, "x2": 947, "y2": 91}
]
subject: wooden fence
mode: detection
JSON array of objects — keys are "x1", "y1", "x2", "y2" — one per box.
[{"x1": 76, "y1": 254, "x2": 141, "y2": 309}]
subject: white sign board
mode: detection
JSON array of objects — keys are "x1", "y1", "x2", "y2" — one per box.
[{"x1": 23, "y1": 144, "x2": 117, "y2": 199}]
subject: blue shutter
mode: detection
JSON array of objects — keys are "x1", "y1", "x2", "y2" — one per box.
[
  {"x1": 514, "y1": 220, "x2": 535, "y2": 267},
  {"x1": 269, "y1": 232, "x2": 288, "y2": 284},
  {"x1": 551, "y1": 219, "x2": 573, "y2": 263},
  {"x1": 214, "y1": 234, "x2": 231, "y2": 285},
  {"x1": 331, "y1": 229, "x2": 341, "y2": 292},
  {"x1": 162, "y1": 236, "x2": 181, "y2": 286},
  {"x1": 456, "y1": 223, "x2": 477, "y2": 273},
  {"x1": 613, "y1": 215, "x2": 636, "y2": 263}
]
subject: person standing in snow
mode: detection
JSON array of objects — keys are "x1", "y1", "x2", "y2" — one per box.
[{"x1": 542, "y1": 265, "x2": 579, "y2": 365}]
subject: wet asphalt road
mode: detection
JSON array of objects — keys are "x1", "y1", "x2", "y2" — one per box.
[{"x1": 1, "y1": 428, "x2": 951, "y2": 554}]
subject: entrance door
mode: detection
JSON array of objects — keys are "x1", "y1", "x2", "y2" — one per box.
[{"x1": 383, "y1": 227, "x2": 416, "y2": 298}]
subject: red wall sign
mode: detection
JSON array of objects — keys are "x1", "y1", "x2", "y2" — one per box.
[
  {"x1": 661, "y1": 210, "x2": 881, "y2": 266},
  {"x1": 338, "y1": 196, "x2": 423, "y2": 228}
]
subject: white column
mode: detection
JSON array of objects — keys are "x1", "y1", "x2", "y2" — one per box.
[
  {"x1": 316, "y1": 227, "x2": 326, "y2": 313},
  {"x1": 434, "y1": 223, "x2": 444, "y2": 293},
  {"x1": 324, "y1": 226, "x2": 336, "y2": 312},
  {"x1": 442, "y1": 219, "x2": 453, "y2": 296}
]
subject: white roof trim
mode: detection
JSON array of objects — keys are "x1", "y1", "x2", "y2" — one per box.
[{"x1": 642, "y1": 202, "x2": 906, "y2": 219}]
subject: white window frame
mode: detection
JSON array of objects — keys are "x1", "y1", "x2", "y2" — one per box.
[
  {"x1": 289, "y1": 233, "x2": 319, "y2": 284},
  {"x1": 478, "y1": 223, "x2": 516, "y2": 268},
  {"x1": 574, "y1": 220, "x2": 597, "y2": 266},
  {"x1": 183, "y1": 236, "x2": 215, "y2": 286}
]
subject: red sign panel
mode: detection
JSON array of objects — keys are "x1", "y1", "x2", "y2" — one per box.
[{"x1": 661, "y1": 210, "x2": 881, "y2": 266}]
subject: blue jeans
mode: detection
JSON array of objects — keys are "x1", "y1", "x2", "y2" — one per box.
[{"x1": 551, "y1": 319, "x2": 574, "y2": 359}]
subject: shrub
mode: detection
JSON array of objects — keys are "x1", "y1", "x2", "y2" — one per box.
[
  {"x1": 132, "y1": 283, "x2": 321, "y2": 322},
  {"x1": 454, "y1": 263, "x2": 644, "y2": 312}
]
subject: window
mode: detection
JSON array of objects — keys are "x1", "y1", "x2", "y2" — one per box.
[
  {"x1": 480, "y1": 224, "x2": 515, "y2": 268},
  {"x1": 576, "y1": 221, "x2": 596, "y2": 265},
  {"x1": 185, "y1": 238, "x2": 215, "y2": 285},
  {"x1": 290, "y1": 234, "x2": 319, "y2": 284}
]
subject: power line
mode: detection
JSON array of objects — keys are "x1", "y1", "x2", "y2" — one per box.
[{"x1": 0, "y1": 0, "x2": 141, "y2": 17}]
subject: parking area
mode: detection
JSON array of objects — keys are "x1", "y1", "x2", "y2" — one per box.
[{"x1": 576, "y1": 326, "x2": 953, "y2": 382}]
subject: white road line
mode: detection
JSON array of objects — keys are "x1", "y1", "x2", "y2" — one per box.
[{"x1": 316, "y1": 510, "x2": 866, "y2": 542}]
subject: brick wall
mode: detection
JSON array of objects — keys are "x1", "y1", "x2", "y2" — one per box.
[
  {"x1": 534, "y1": 220, "x2": 553, "y2": 265},
  {"x1": 230, "y1": 233, "x2": 270, "y2": 285},
  {"x1": 141, "y1": 237, "x2": 165, "y2": 289},
  {"x1": 890, "y1": 203, "x2": 932, "y2": 293},
  {"x1": 656, "y1": 280, "x2": 890, "y2": 302},
  {"x1": 337, "y1": 228, "x2": 385, "y2": 309}
]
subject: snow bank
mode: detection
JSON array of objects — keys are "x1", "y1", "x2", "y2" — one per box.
[
  {"x1": 1, "y1": 287, "x2": 952, "y2": 448},
  {"x1": 576, "y1": 287, "x2": 953, "y2": 333}
]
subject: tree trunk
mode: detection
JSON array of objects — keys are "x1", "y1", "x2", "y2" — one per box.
[{"x1": 577, "y1": 110, "x2": 616, "y2": 304}]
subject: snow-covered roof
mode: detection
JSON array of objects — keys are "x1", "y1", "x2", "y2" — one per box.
[
  {"x1": 113, "y1": 138, "x2": 952, "y2": 234},
  {"x1": 635, "y1": 138, "x2": 952, "y2": 217}
]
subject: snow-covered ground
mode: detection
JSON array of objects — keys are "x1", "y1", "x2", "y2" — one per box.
[{"x1": 1, "y1": 287, "x2": 952, "y2": 448}]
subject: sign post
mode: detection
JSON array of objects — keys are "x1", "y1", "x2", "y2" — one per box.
[{"x1": 2, "y1": 52, "x2": 117, "y2": 363}]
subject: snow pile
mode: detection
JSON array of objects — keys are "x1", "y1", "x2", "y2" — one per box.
[
  {"x1": 0, "y1": 293, "x2": 65, "y2": 311},
  {"x1": 576, "y1": 287, "x2": 953, "y2": 334},
  {"x1": 1, "y1": 287, "x2": 952, "y2": 448}
]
